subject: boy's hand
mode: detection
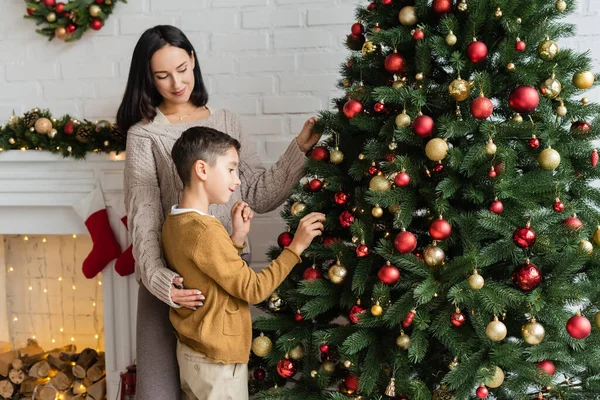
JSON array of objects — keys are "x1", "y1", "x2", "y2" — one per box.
[
  {"x1": 288, "y1": 212, "x2": 326, "y2": 256},
  {"x1": 231, "y1": 200, "x2": 254, "y2": 247}
]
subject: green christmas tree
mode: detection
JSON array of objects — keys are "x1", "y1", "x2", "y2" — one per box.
[{"x1": 249, "y1": 1, "x2": 600, "y2": 399}]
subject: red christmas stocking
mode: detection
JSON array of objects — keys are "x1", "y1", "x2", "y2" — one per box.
[
  {"x1": 74, "y1": 187, "x2": 122, "y2": 279},
  {"x1": 106, "y1": 196, "x2": 135, "y2": 277},
  {"x1": 115, "y1": 216, "x2": 135, "y2": 276}
]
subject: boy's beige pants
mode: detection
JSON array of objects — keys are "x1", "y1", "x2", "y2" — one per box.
[{"x1": 177, "y1": 340, "x2": 249, "y2": 400}]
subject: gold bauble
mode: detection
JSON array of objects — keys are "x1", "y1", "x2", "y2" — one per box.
[
  {"x1": 445, "y1": 31, "x2": 457, "y2": 46},
  {"x1": 593, "y1": 226, "x2": 600, "y2": 246},
  {"x1": 538, "y1": 147, "x2": 561, "y2": 171},
  {"x1": 55, "y1": 27, "x2": 68, "y2": 40},
  {"x1": 485, "y1": 138, "x2": 497, "y2": 155},
  {"x1": 369, "y1": 174, "x2": 391, "y2": 192},
  {"x1": 448, "y1": 78, "x2": 471, "y2": 101},
  {"x1": 573, "y1": 70, "x2": 595, "y2": 89},
  {"x1": 415, "y1": 72, "x2": 424, "y2": 81},
  {"x1": 522, "y1": 318, "x2": 545, "y2": 345},
  {"x1": 288, "y1": 344, "x2": 304, "y2": 360},
  {"x1": 291, "y1": 201, "x2": 306, "y2": 216},
  {"x1": 578, "y1": 239, "x2": 593, "y2": 255},
  {"x1": 457, "y1": 0, "x2": 468, "y2": 11},
  {"x1": 321, "y1": 360, "x2": 336, "y2": 374},
  {"x1": 432, "y1": 385, "x2": 455, "y2": 400},
  {"x1": 328, "y1": 262, "x2": 347, "y2": 284},
  {"x1": 89, "y1": 4, "x2": 102, "y2": 17},
  {"x1": 425, "y1": 138, "x2": 448, "y2": 161},
  {"x1": 595, "y1": 311, "x2": 600, "y2": 329},
  {"x1": 507, "y1": 62, "x2": 516, "y2": 71},
  {"x1": 396, "y1": 331, "x2": 410, "y2": 349},
  {"x1": 343, "y1": 359, "x2": 353, "y2": 368},
  {"x1": 361, "y1": 41, "x2": 376, "y2": 56},
  {"x1": 538, "y1": 39, "x2": 559, "y2": 61},
  {"x1": 395, "y1": 112, "x2": 411, "y2": 128},
  {"x1": 358, "y1": 153, "x2": 365, "y2": 160},
  {"x1": 34, "y1": 118, "x2": 52, "y2": 134},
  {"x1": 372, "y1": 206, "x2": 383, "y2": 218},
  {"x1": 398, "y1": 6, "x2": 417, "y2": 26},
  {"x1": 251, "y1": 334, "x2": 273, "y2": 357},
  {"x1": 95, "y1": 119, "x2": 113, "y2": 132},
  {"x1": 388, "y1": 203, "x2": 400, "y2": 214},
  {"x1": 48, "y1": 129, "x2": 58, "y2": 139},
  {"x1": 582, "y1": 97, "x2": 589, "y2": 105},
  {"x1": 540, "y1": 75, "x2": 562, "y2": 99},
  {"x1": 486, "y1": 317, "x2": 507, "y2": 342},
  {"x1": 330, "y1": 148, "x2": 344, "y2": 164},
  {"x1": 268, "y1": 292, "x2": 283, "y2": 311},
  {"x1": 556, "y1": 103, "x2": 567, "y2": 116},
  {"x1": 371, "y1": 301, "x2": 383, "y2": 316},
  {"x1": 556, "y1": 0, "x2": 567, "y2": 11},
  {"x1": 512, "y1": 113, "x2": 523, "y2": 123},
  {"x1": 423, "y1": 244, "x2": 445, "y2": 267},
  {"x1": 46, "y1": 12, "x2": 56, "y2": 22},
  {"x1": 104, "y1": 140, "x2": 110, "y2": 147},
  {"x1": 392, "y1": 77, "x2": 406, "y2": 89},
  {"x1": 8, "y1": 138, "x2": 16, "y2": 145},
  {"x1": 310, "y1": 370, "x2": 318, "y2": 378},
  {"x1": 467, "y1": 270, "x2": 485, "y2": 290},
  {"x1": 486, "y1": 366, "x2": 505, "y2": 389}
]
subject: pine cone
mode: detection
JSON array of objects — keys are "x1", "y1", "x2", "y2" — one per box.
[
  {"x1": 109, "y1": 126, "x2": 126, "y2": 143},
  {"x1": 23, "y1": 110, "x2": 40, "y2": 128},
  {"x1": 75, "y1": 124, "x2": 93, "y2": 143}
]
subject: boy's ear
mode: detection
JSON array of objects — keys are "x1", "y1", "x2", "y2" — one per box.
[{"x1": 193, "y1": 159, "x2": 208, "y2": 181}]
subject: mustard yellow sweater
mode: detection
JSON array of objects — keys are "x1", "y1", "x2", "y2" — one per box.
[{"x1": 162, "y1": 211, "x2": 301, "y2": 364}]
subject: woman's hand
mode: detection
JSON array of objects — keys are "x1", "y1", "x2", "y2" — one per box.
[
  {"x1": 295, "y1": 117, "x2": 321, "y2": 153},
  {"x1": 230, "y1": 200, "x2": 253, "y2": 247},
  {"x1": 170, "y1": 276, "x2": 205, "y2": 310}
]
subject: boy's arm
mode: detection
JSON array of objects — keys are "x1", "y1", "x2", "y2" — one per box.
[{"x1": 193, "y1": 222, "x2": 300, "y2": 304}]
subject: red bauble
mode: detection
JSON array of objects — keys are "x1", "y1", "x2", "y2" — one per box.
[
  {"x1": 429, "y1": 217, "x2": 451, "y2": 240},
  {"x1": 277, "y1": 232, "x2": 293, "y2": 248},
  {"x1": 512, "y1": 262, "x2": 542, "y2": 291},
  {"x1": 349, "y1": 305, "x2": 366, "y2": 323},
  {"x1": 476, "y1": 385, "x2": 489, "y2": 399},
  {"x1": 345, "y1": 375, "x2": 359, "y2": 391},
  {"x1": 450, "y1": 310, "x2": 466, "y2": 327},
  {"x1": 382, "y1": 0, "x2": 392, "y2": 4},
  {"x1": 515, "y1": 40, "x2": 527, "y2": 52},
  {"x1": 374, "y1": 102, "x2": 386, "y2": 113},
  {"x1": 432, "y1": 0, "x2": 453, "y2": 14},
  {"x1": 27, "y1": 7, "x2": 35, "y2": 15},
  {"x1": 378, "y1": 263, "x2": 400, "y2": 285},
  {"x1": 537, "y1": 360, "x2": 556, "y2": 375},
  {"x1": 394, "y1": 171, "x2": 411, "y2": 187},
  {"x1": 467, "y1": 41, "x2": 488, "y2": 63},
  {"x1": 55, "y1": 2, "x2": 65, "y2": 13},
  {"x1": 339, "y1": 211, "x2": 355, "y2": 228},
  {"x1": 310, "y1": 146, "x2": 329, "y2": 161},
  {"x1": 319, "y1": 344, "x2": 329, "y2": 353},
  {"x1": 96, "y1": 0, "x2": 105, "y2": 3},
  {"x1": 253, "y1": 367, "x2": 266, "y2": 381},
  {"x1": 403, "y1": 309, "x2": 416, "y2": 327},
  {"x1": 384, "y1": 53, "x2": 406, "y2": 74},
  {"x1": 356, "y1": 244, "x2": 369, "y2": 257},
  {"x1": 489, "y1": 200, "x2": 504, "y2": 214},
  {"x1": 66, "y1": 24, "x2": 77, "y2": 33},
  {"x1": 412, "y1": 29, "x2": 425, "y2": 40},
  {"x1": 309, "y1": 178, "x2": 323, "y2": 192},
  {"x1": 295, "y1": 312, "x2": 303, "y2": 322},
  {"x1": 494, "y1": 163, "x2": 505, "y2": 174},
  {"x1": 591, "y1": 149, "x2": 599, "y2": 167},
  {"x1": 367, "y1": 2, "x2": 377, "y2": 11},
  {"x1": 368, "y1": 165, "x2": 378, "y2": 175},
  {"x1": 509, "y1": 86, "x2": 539, "y2": 114},
  {"x1": 488, "y1": 168, "x2": 497, "y2": 178},
  {"x1": 43, "y1": 0, "x2": 56, "y2": 6},
  {"x1": 528, "y1": 136, "x2": 540, "y2": 149},
  {"x1": 412, "y1": 115, "x2": 435, "y2": 138},
  {"x1": 572, "y1": 120, "x2": 591, "y2": 133},
  {"x1": 90, "y1": 19, "x2": 103, "y2": 31},
  {"x1": 343, "y1": 99, "x2": 363, "y2": 119},
  {"x1": 322, "y1": 234, "x2": 339, "y2": 246},
  {"x1": 471, "y1": 96, "x2": 494, "y2": 120},
  {"x1": 513, "y1": 225, "x2": 536, "y2": 249},
  {"x1": 277, "y1": 358, "x2": 297, "y2": 378},
  {"x1": 385, "y1": 152, "x2": 395, "y2": 162},
  {"x1": 394, "y1": 230, "x2": 417, "y2": 254},
  {"x1": 432, "y1": 163, "x2": 444, "y2": 173},
  {"x1": 563, "y1": 215, "x2": 583, "y2": 231},
  {"x1": 303, "y1": 267, "x2": 322, "y2": 280},
  {"x1": 64, "y1": 120, "x2": 75, "y2": 135},
  {"x1": 351, "y1": 22, "x2": 364, "y2": 36},
  {"x1": 334, "y1": 191, "x2": 349, "y2": 205},
  {"x1": 553, "y1": 199, "x2": 565, "y2": 212},
  {"x1": 566, "y1": 313, "x2": 592, "y2": 339}
]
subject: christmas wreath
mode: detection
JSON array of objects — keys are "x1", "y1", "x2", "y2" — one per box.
[
  {"x1": 25, "y1": 0, "x2": 126, "y2": 41},
  {"x1": 0, "y1": 109, "x2": 126, "y2": 159}
]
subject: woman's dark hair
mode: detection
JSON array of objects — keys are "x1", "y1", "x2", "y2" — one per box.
[{"x1": 116, "y1": 25, "x2": 208, "y2": 135}]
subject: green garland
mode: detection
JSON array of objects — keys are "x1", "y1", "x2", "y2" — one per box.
[
  {"x1": 0, "y1": 108, "x2": 126, "y2": 159},
  {"x1": 25, "y1": 0, "x2": 126, "y2": 42}
]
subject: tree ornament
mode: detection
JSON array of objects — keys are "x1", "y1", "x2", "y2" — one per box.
[
  {"x1": 540, "y1": 74, "x2": 562, "y2": 99},
  {"x1": 334, "y1": 191, "x2": 349, "y2": 205},
  {"x1": 476, "y1": 385, "x2": 489, "y2": 399},
  {"x1": 564, "y1": 214, "x2": 583, "y2": 231},
  {"x1": 488, "y1": 167, "x2": 497, "y2": 178},
  {"x1": 430, "y1": 216, "x2": 451, "y2": 240},
  {"x1": 277, "y1": 358, "x2": 297, "y2": 378},
  {"x1": 349, "y1": 303, "x2": 366, "y2": 323},
  {"x1": 522, "y1": 318, "x2": 545, "y2": 345},
  {"x1": 538, "y1": 38, "x2": 559, "y2": 61},
  {"x1": 471, "y1": 95, "x2": 494, "y2": 119},
  {"x1": 55, "y1": 27, "x2": 68, "y2": 40},
  {"x1": 595, "y1": 311, "x2": 600, "y2": 329},
  {"x1": 433, "y1": 385, "x2": 455, "y2": 400},
  {"x1": 398, "y1": 6, "x2": 417, "y2": 26},
  {"x1": 432, "y1": 0, "x2": 453, "y2": 14},
  {"x1": 253, "y1": 367, "x2": 266, "y2": 381},
  {"x1": 457, "y1": 0, "x2": 467, "y2": 11},
  {"x1": 268, "y1": 293, "x2": 284, "y2": 311},
  {"x1": 467, "y1": 39, "x2": 488, "y2": 63},
  {"x1": 277, "y1": 232, "x2": 293, "y2": 248},
  {"x1": 451, "y1": 309, "x2": 466, "y2": 327},
  {"x1": 412, "y1": 114, "x2": 435, "y2": 137},
  {"x1": 319, "y1": 344, "x2": 329, "y2": 354},
  {"x1": 594, "y1": 226, "x2": 600, "y2": 246},
  {"x1": 66, "y1": 24, "x2": 77, "y2": 33},
  {"x1": 308, "y1": 178, "x2": 323, "y2": 192},
  {"x1": 368, "y1": 164, "x2": 379, "y2": 175},
  {"x1": 356, "y1": 243, "x2": 369, "y2": 257},
  {"x1": 291, "y1": 201, "x2": 306, "y2": 216},
  {"x1": 556, "y1": 101, "x2": 567, "y2": 116},
  {"x1": 515, "y1": 38, "x2": 526, "y2": 52},
  {"x1": 371, "y1": 205, "x2": 383, "y2": 218},
  {"x1": 46, "y1": 12, "x2": 57, "y2": 22},
  {"x1": 288, "y1": 344, "x2": 304, "y2": 360},
  {"x1": 382, "y1": 0, "x2": 392, "y2": 5},
  {"x1": 432, "y1": 162, "x2": 444, "y2": 173},
  {"x1": 486, "y1": 316, "x2": 507, "y2": 341},
  {"x1": 538, "y1": 147, "x2": 560, "y2": 171},
  {"x1": 303, "y1": 265, "x2": 322, "y2": 280},
  {"x1": 350, "y1": 22, "x2": 364, "y2": 36},
  {"x1": 343, "y1": 99, "x2": 363, "y2": 118},
  {"x1": 294, "y1": 311, "x2": 303, "y2": 322},
  {"x1": 339, "y1": 210, "x2": 355, "y2": 228},
  {"x1": 448, "y1": 78, "x2": 471, "y2": 101},
  {"x1": 403, "y1": 309, "x2": 416, "y2": 327},
  {"x1": 373, "y1": 102, "x2": 386, "y2": 113},
  {"x1": 344, "y1": 375, "x2": 359, "y2": 392},
  {"x1": 485, "y1": 138, "x2": 497, "y2": 155},
  {"x1": 395, "y1": 229, "x2": 417, "y2": 253},
  {"x1": 509, "y1": 86, "x2": 539, "y2": 113},
  {"x1": 90, "y1": 19, "x2": 103, "y2": 30},
  {"x1": 513, "y1": 222, "x2": 536, "y2": 249},
  {"x1": 412, "y1": 29, "x2": 425, "y2": 40},
  {"x1": 566, "y1": 311, "x2": 592, "y2": 339},
  {"x1": 43, "y1": 0, "x2": 56, "y2": 5},
  {"x1": 361, "y1": 40, "x2": 376, "y2": 55},
  {"x1": 384, "y1": 51, "x2": 406, "y2": 74},
  {"x1": 34, "y1": 118, "x2": 53, "y2": 134},
  {"x1": 415, "y1": 72, "x2": 424, "y2": 81},
  {"x1": 394, "y1": 170, "x2": 411, "y2": 187},
  {"x1": 63, "y1": 120, "x2": 75, "y2": 135},
  {"x1": 395, "y1": 111, "x2": 411, "y2": 128},
  {"x1": 445, "y1": 31, "x2": 457, "y2": 46},
  {"x1": 578, "y1": 239, "x2": 593, "y2": 255},
  {"x1": 512, "y1": 113, "x2": 523, "y2": 122},
  {"x1": 537, "y1": 360, "x2": 556, "y2": 375},
  {"x1": 369, "y1": 174, "x2": 391, "y2": 192},
  {"x1": 48, "y1": 129, "x2": 58, "y2": 139},
  {"x1": 495, "y1": 7, "x2": 502, "y2": 18},
  {"x1": 556, "y1": 0, "x2": 567, "y2": 11},
  {"x1": 573, "y1": 70, "x2": 595, "y2": 89},
  {"x1": 330, "y1": 148, "x2": 344, "y2": 164},
  {"x1": 425, "y1": 138, "x2": 449, "y2": 161},
  {"x1": 371, "y1": 301, "x2": 383, "y2": 316},
  {"x1": 507, "y1": 62, "x2": 516, "y2": 71},
  {"x1": 367, "y1": 2, "x2": 376, "y2": 11},
  {"x1": 553, "y1": 198, "x2": 565, "y2": 212},
  {"x1": 328, "y1": 261, "x2": 347, "y2": 284},
  {"x1": 378, "y1": 261, "x2": 400, "y2": 285},
  {"x1": 310, "y1": 146, "x2": 329, "y2": 161},
  {"x1": 8, "y1": 138, "x2": 15, "y2": 145},
  {"x1": 89, "y1": 4, "x2": 102, "y2": 17},
  {"x1": 528, "y1": 135, "x2": 540, "y2": 149},
  {"x1": 468, "y1": 270, "x2": 485, "y2": 289},
  {"x1": 489, "y1": 199, "x2": 504, "y2": 214},
  {"x1": 591, "y1": 149, "x2": 598, "y2": 167},
  {"x1": 396, "y1": 331, "x2": 411, "y2": 350},
  {"x1": 252, "y1": 333, "x2": 273, "y2": 357},
  {"x1": 392, "y1": 76, "x2": 407, "y2": 89},
  {"x1": 384, "y1": 378, "x2": 397, "y2": 397},
  {"x1": 572, "y1": 120, "x2": 591, "y2": 136},
  {"x1": 424, "y1": 243, "x2": 445, "y2": 267}
]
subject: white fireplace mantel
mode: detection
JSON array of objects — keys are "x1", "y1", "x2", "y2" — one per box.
[{"x1": 0, "y1": 150, "x2": 135, "y2": 399}]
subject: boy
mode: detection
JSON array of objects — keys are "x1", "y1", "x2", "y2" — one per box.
[{"x1": 162, "y1": 126, "x2": 325, "y2": 400}]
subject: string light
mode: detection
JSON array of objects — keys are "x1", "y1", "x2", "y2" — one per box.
[
  {"x1": 72, "y1": 234, "x2": 77, "y2": 239},
  {"x1": 71, "y1": 337, "x2": 75, "y2": 342},
  {"x1": 92, "y1": 302, "x2": 96, "y2": 307},
  {"x1": 60, "y1": 327, "x2": 64, "y2": 332},
  {"x1": 42, "y1": 237, "x2": 46, "y2": 243},
  {"x1": 94, "y1": 334, "x2": 99, "y2": 339},
  {"x1": 28, "y1": 286, "x2": 32, "y2": 291},
  {"x1": 13, "y1": 316, "x2": 18, "y2": 322},
  {"x1": 58, "y1": 277, "x2": 63, "y2": 281},
  {"x1": 51, "y1": 338, "x2": 56, "y2": 343},
  {"x1": 43, "y1": 288, "x2": 47, "y2": 293},
  {"x1": 24, "y1": 236, "x2": 28, "y2": 241},
  {"x1": 8, "y1": 267, "x2": 13, "y2": 272},
  {"x1": 98, "y1": 281, "x2": 102, "y2": 286},
  {"x1": 72, "y1": 285, "x2": 76, "y2": 290},
  {"x1": 32, "y1": 335, "x2": 36, "y2": 339}
]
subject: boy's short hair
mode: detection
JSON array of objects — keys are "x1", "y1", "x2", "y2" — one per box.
[{"x1": 171, "y1": 126, "x2": 241, "y2": 186}]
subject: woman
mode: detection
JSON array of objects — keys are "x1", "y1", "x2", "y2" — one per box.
[{"x1": 117, "y1": 25, "x2": 320, "y2": 399}]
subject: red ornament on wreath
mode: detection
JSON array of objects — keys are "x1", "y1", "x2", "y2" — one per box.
[
  {"x1": 277, "y1": 232, "x2": 293, "y2": 248},
  {"x1": 451, "y1": 309, "x2": 466, "y2": 327},
  {"x1": 489, "y1": 199, "x2": 504, "y2": 214},
  {"x1": 66, "y1": 24, "x2": 77, "y2": 33},
  {"x1": 432, "y1": 0, "x2": 453, "y2": 14},
  {"x1": 344, "y1": 375, "x2": 359, "y2": 391},
  {"x1": 351, "y1": 22, "x2": 364, "y2": 36},
  {"x1": 564, "y1": 215, "x2": 583, "y2": 231},
  {"x1": 394, "y1": 171, "x2": 410, "y2": 187},
  {"x1": 309, "y1": 178, "x2": 323, "y2": 192},
  {"x1": 349, "y1": 304, "x2": 366, "y2": 323},
  {"x1": 412, "y1": 114, "x2": 434, "y2": 138},
  {"x1": 27, "y1": 7, "x2": 35, "y2": 15},
  {"x1": 55, "y1": 2, "x2": 65, "y2": 13},
  {"x1": 471, "y1": 95, "x2": 494, "y2": 120},
  {"x1": 509, "y1": 86, "x2": 539, "y2": 114},
  {"x1": 339, "y1": 211, "x2": 355, "y2": 228},
  {"x1": 512, "y1": 261, "x2": 542, "y2": 291},
  {"x1": 303, "y1": 266, "x2": 322, "y2": 280},
  {"x1": 43, "y1": 0, "x2": 56, "y2": 6},
  {"x1": 467, "y1": 40, "x2": 488, "y2": 63},
  {"x1": 513, "y1": 223, "x2": 536, "y2": 249},
  {"x1": 90, "y1": 19, "x2": 103, "y2": 31},
  {"x1": 394, "y1": 229, "x2": 417, "y2": 253},
  {"x1": 334, "y1": 191, "x2": 349, "y2": 205},
  {"x1": 591, "y1": 149, "x2": 598, "y2": 167},
  {"x1": 64, "y1": 120, "x2": 75, "y2": 135},
  {"x1": 515, "y1": 39, "x2": 526, "y2": 52},
  {"x1": 310, "y1": 146, "x2": 329, "y2": 161},
  {"x1": 553, "y1": 198, "x2": 565, "y2": 212},
  {"x1": 277, "y1": 358, "x2": 297, "y2": 378},
  {"x1": 430, "y1": 216, "x2": 451, "y2": 240},
  {"x1": 566, "y1": 312, "x2": 592, "y2": 339},
  {"x1": 343, "y1": 99, "x2": 363, "y2": 119},
  {"x1": 356, "y1": 243, "x2": 369, "y2": 258},
  {"x1": 384, "y1": 52, "x2": 406, "y2": 74},
  {"x1": 476, "y1": 385, "x2": 489, "y2": 399},
  {"x1": 403, "y1": 309, "x2": 416, "y2": 327},
  {"x1": 378, "y1": 262, "x2": 400, "y2": 285},
  {"x1": 537, "y1": 360, "x2": 556, "y2": 375},
  {"x1": 528, "y1": 135, "x2": 540, "y2": 149}
]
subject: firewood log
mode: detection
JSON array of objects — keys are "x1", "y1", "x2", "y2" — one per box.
[
  {"x1": 7, "y1": 369, "x2": 24, "y2": 385},
  {"x1": 33, "y1": 384, "x2": 57, "y2": 400},
  {"x1": 72, "y1": 349, "x2": 97, "y2": 379},
  {"x1": 28, "y1": 361, "x2": 50, "y2": 379},
  {"x1": 46, "y1": 354, "x2": 69, "y2": 373},
  {"x1": 71, "y1": 380, "x2": 86, "y2": 395},
  {"x1": 18, "y1": 377, "x2": 42, "y2": 395},
  {"x1": 50, "y1": 370, "x2": 74, "y2": 392},
  {"x1": 86, "y1": 377, "x2": 106, "y2": 400},
  {"x1": 86, "y1": 355, "x2": 105, "y2": 383},
  {"x1": 18, "y1": 340, "x2": 43, "y2": 358},
  {"x1": 0, "y1": 379, "x2": 14, "y2": 398},
  {"x1": 0, "y1": 351, "x2": 17, "y2": 377},
  {"x1": 10, "y1": 360, "x2": 22, "y2": 372}
]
